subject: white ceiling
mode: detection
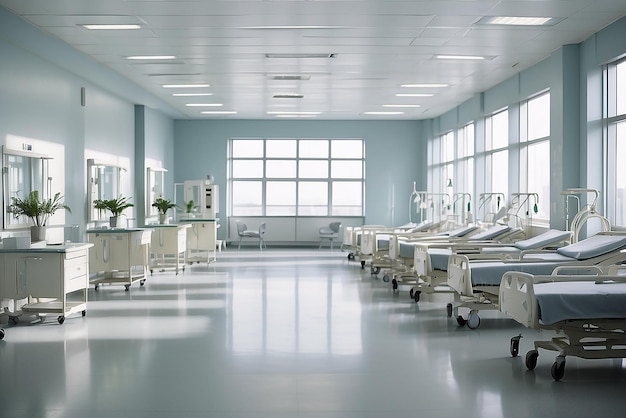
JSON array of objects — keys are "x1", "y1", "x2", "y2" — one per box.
[{"x1": 1, "y1": 0, "x2": 625, "y2": 120}]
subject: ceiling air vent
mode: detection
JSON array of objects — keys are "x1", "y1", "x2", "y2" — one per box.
[
  {"x1": 265, "y1": 53, "x2": 336, "y2": 59},
  {"x1": 273, "y1": 94, "x2": 304, "y2": 99},
  {"x1": 268, "y1": 75, "x2": 311, "y2": 81}
]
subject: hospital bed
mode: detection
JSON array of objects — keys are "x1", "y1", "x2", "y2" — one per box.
[
  {"x1": 388, "y1": 224, "x2": 524, "y2": 299},
  {"x1": 410, "y1": 228, "x2": 572, "y2": 299},
  {"x1": 446, "y1": 232, "x2": 626, "y2": 330},
  {"x1": 500, "y1": 266, "x2": 626, "y2": 380}
]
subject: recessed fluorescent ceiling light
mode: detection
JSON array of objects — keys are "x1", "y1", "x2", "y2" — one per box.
[
  {"x1": 383, "y1": 104, "x2": 421, "y2": 108},
  {"x1": 396, "y1": 93, "x2": 434, "y2": 97},
  {"x1": 242, "y1": 26, "x2": 343, "y2": 29},
  {"x1": 401, "y1": 84, "x2": 448, "y2": 88},
  {"x1": 273, "y1": 94, "x2": 304, "y2": 99},
  {"x1": 275, "y1": 114, "x2": 318, "y2": 118},
  {"x1": 162, "y1": 84, "x2": 210, "y2": 88},
  {"x1": 201, "y1": 111, "x2": 237, "y2": 115},
  {"x1": 185, "y1": 103, "x2": 223, "y2": 107},
  {"x1": 478, "y1": 16, "x2": 555, "y2": 26},
  {"x1": 82, "y1": 24, "x2": 141, "y2": 30},
  {"x1": 267, "y1": 111, "x2": 321, "y2": 115},
  {"x1": 173, "y1": 93, "x2": 213, "y2": 97},
  {"x1": 126, "y1": 55, "x2": 176, "y2": 60},
  {"x1": 436, "y1": 55, "x2": 486, "y2": 60},
  {"x1": 363, "y1": 111, "x2": 404, "y2": 115},
  {"x1": 265, "y1": 53, "x2": 336, "y2": 59}
]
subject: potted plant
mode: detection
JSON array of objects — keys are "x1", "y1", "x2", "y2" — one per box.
[
  {"x1": 152, "y1": 197, "x2": 178, "y2": 224},
  {"x1": 93, "y1": 196, "x2": 133, "y2": 227},
  {"x1": 184, "y1": 199, "x2": 197, "y2": 217},
  {"x1": 9, "y1": 190, "x2": 71, "y2": 242}
]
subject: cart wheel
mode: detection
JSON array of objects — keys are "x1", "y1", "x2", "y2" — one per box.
[
  {"x1": 410, "y1": 288, "x2": 415, "y2": 298},
  {"x1": 383, "y1": 274, "x2": 390, "y2": 283},
  {"x1": 94, "y1": 284, "x2": 100, "y2": 291},
  {"x1": 360, "y1": 260, "x2": 365, "y2": 269},
  {"x1": 510, "y1": 335, "x2": 522, "y2": 357},
  {"x1": 467, "y1": 312, "x2": 481, "y2": 329},
  {"x1": 57, "y1": 316, "x2": 65, "y2": 325},
  {"x1": 348, "y1": 253, "x2": 355, "y2": 260},
  {"x1": 140, "y1": 280, "x2": 146, "y2": 286},
  {"x1": 124, "y1": 285, "x2": 130, "y2": 291},
  {"x1": 82, "y1": 310, "x2": 86, "y2": 317},
  {"x1": 0, "y1": 328, "x2": 4, "y2": 340},
  {"x1": 371, "y1": 266, "x2": 380, "y2": 275},
  {"x1": 9, "y1": 316, "x2": 18, "y2": 325},
  {"x1": 392, "y1": 279, "x2": 398, "y2": 291},
  {"x1": 551, "y1": 356, "x2": 566, "y2": 381},
  {"x1": 525, "y1": 350, "x2": 539, "y2": 370},
  {"x1": 413, "y1": 290, "x2": 421, "y2": 302},
  {"x1": 446, "y1": 303, "x2": 453, "y2": 318},
  {"x1": 456, "y1": 316, "x2": 467, "y2": 326},
  {"x1": 150, "y1": 269, "x2": 153, "y2": 275}
]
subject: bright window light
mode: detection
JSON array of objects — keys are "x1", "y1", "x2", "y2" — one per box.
[
  {"x1": 401, "y1": 84, "x2": 448, "y2": 88},
  {"x1": 172, "y1": 93, "x2": 213, "y2": 97},
  {"x1": 436, "y1": 55, "x2": 486, "y2": 60},
  {"x1": 185, "y1": 103, "x2": 223, "y2": 107},
  {"x1": 201, "y1": 111, "x2": 237, "y2": 115},
  {"x1": 396, "y1": 93, "x2": 433, "y2": 97},
  {"x1": 267, "y1": 111, "x2": 321, "y2": 115},
  {"x1": 383, "y1": 104, "x2": 421, "y2": 108},
  {"x1": 363, "y1": 111, "x2": 404, "y2": 115}
]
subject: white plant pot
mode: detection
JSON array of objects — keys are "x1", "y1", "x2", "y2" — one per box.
[
  {"x1": 30, "y1": 225, "x2": 46, "y2": 243},
  {"x1": 159, "y1": 214, "x2": 169, "y2": 224}
]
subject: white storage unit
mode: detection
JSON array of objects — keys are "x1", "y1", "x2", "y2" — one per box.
[
  {"x1": 179, "y1": 218, "x2": 218, "y2": 264},
  {"x1": 0, "y1": 243, "x2": 93, "y2": 324},
  {"x1": 148, "y1": 223, "x2": 190, "y2": 274},
  {"x1": 86, "y1": 228, "x2": 152, "y2": 291}
]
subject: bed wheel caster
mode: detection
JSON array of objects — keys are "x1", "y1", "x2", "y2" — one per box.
[
  {"x1": 371, "y1": 266, "x2": 380, "y2": 275},
  {"x1": 360, "y1": 260, "x2": 365, "y2": 269},
  {"x1": 57, "y1": 316, "x2": 65, "y2": 325},
  {"x1": 392, "y1": 279, "x2": 399, "y2": 291},
  {"x1": 525, "y1": 350, "x2": 539, "y2": 370},
  {"x1": 413, "y1": 290, "x2": 421, "y2": 302},
  {"x1": 383, "y1": 274, "x2": 390, "y2": 283},
  {"x1": 467, "y1": 312, "x2": 480, "y2": 329},
  {"x1": 94, "y1": 284, "x2": 100, "y2": 291},
  {"x1": 551, "y1": 356, "x2": 566, "y2": 381},
  {"x1": 446, "y1": 303, "x2": 453, "y2": 317},
  {"x1": 0, "y1": 328, "x2": 4, "y2": 340},
  {"x1": 347, "y1": 253, "x2": 355, "y2": 260},
  {"x1": 510, "y1": 335, "x2": 522, "y2": 357},
  {"x1": 140, "y1": 279, "x2": 146, "y2": 286},
  {"x1": 124, "y1": 285, "x2": 130, "y2": 291},
  {"x1": 82, "y1": 310, "x2": 87, "y2": 317},
  {"x1": 456, "y1": 316, "x2": 467, "y2": 326}
]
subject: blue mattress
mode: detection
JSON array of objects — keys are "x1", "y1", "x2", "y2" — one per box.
[
  {"x1": 535, "y1": 281, "x2": 626, "y2": 324},
  {"x1": 430, "y1": 248, "x2": 453, "y2": 270},
  {"x1": 469, "y1": 254, "x2": 575, "y2": 285},
  {"x1": 399, "y1": 241, "x2": 416, "y2": 258}
]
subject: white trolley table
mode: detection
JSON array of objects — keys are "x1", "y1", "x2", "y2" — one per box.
[
  {"x1": 147, "y1": 223, "x2": 191, "y2": 274},
  {"x1": 0, "y1": 243, "x2": 93, "y2": 325},
  {"x1": 86, "y1": 228, "x2": 152, "y2": 291},
  {"x1": 178, "y1": 218, "x2": 218, "y2": 264}
]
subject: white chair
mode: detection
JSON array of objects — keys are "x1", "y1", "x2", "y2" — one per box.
[
  {"x1": 319, "y1": 222, "x2": 342, "y2": 250},
  {"x1": 237, "y1": 221, "x2": 266, "y2": 250}
]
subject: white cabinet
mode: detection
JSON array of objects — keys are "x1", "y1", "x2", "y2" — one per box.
[
  {"x1": 0, "y1": 243, "x2": 92, "y2": 324},
  {"x1": 179, "y1": 218, "x2": 217, "y2": 264},
  {"x1": 148, "y1": 224, "x2": 190, "y2": 274},
  {"x1": 86, "y1": 228, "x2": 152, "y2": 291}
]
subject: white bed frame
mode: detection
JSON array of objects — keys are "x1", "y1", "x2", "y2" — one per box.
[{"x1": 499, "y1": 269, "x2": 626, "y2": 380}]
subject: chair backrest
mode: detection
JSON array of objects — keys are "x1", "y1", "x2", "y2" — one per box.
[
  {"x1": 259, "y1": 222, "x2": 266, "y2": 235},
  {"x1": 236, "y1": 222, "x2": 247, "y2": 236},
  {"x1": 330, "y1": 222, "x2": 342, "y2": 233}
]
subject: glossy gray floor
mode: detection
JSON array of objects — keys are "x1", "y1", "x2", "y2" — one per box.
[{"x1": 2, "y1": 248, "x2": 626, "y2": 418}]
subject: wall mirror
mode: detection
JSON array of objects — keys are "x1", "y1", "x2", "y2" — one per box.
[
  {"x1": 87, "y1": 159, "x2": 125, "y2": 222},
  {"x1": 146, "y1": 166, "x2": 167, "y2": 218},
  {"x1": 2, "y1": 146, "x2": 52, "y2": 229}
]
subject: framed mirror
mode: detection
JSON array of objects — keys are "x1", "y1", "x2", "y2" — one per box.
[
  {"x1": 2, "y1": 146, "x2": 52, "y2": 229},
  {"x1": 146, "y1": 166, "x2": 167, "y2": 218},
  {"x1": 87, "y1": 159, "x2": 125, "y2": 222}
]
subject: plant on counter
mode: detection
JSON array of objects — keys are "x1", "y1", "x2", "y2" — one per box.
[
  {"x1": 152, "y1": 197, "x2": 178, "y2": 215},
  {"x1": 185, "y1": 199, "x2": 197, "y2": 214},
  {"x1": 9, "y1": 190, "x2": 71, "y2": 226},
  {"x1": 93, "y1": 196, "x2": 134, "y2": 217}
]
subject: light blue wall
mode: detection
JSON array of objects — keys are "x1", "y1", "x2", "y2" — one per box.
[{"x1": 173, "y1": 120, "x2": 425, "y2": 233}]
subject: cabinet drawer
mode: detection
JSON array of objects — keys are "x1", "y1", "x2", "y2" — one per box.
[{"x1": 65, "y1": 261, "x2": 88, "y2": 281}]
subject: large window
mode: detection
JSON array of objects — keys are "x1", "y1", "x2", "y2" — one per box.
[
  {"x1": 485, "y1": 109, "x2": 509, "y2": 203},
  {"x1": 229, "y1": 138, "x2": 364, "y2": 216},
  {"x1": 520, "y1": 92, "x2": 550, "y2": 221},
  {"x1": 605, "y1": 59, "x2": 626, "y2": 226}
]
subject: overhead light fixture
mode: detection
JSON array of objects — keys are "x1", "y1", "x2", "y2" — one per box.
[
  {"x1": 172, "y1": 93, "x2": 213, "y2": 97},
  {"x1": 241, "y1": 25, "x2": 344, "y2": 30},
  {"x1": 436, "y1": 55, "x2": 486, "y2": 60},
  {"x1": 275, "y1": 114, "x2": 318, "y2": 118},
  {"x1": 401, "y1": 84, "x2": 448, "y2": 88},
  {"x1": 396, "y1": 93, "x2": 434, "y2": 97},
  {"x1": 201, "y1": 111, "x2": 237, "y2": 115},
  {"x1": 267, "y1": 111, "x2": 321, "y2": 115},
  {"x1": 125, "y1": 55, "x2": 177, "y2": 60},
  {"x1": 185, "y1": 103, "x2": 223, "y2": 107},
  {"x1": 81, "y1": 24, "x2": 141, "y2": 30},
  {"x1": 162, "y1": 84, "x2": 211, "y2": 88},
  {"x1": 383, "y1": 104, "x2": 421, "y2": 108},
  {"x1": 265, "y1": 53, "x2": 336, "y2": 59},
  {"x1": 477, "y1": 16, "x2": 558, "y2": 26},
  {"x1": 273, "y1": 93, "x2": 304, "y2": 99},
  {"x1": 363, "y1": 111, "x2": 404, "y2": 115}
]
